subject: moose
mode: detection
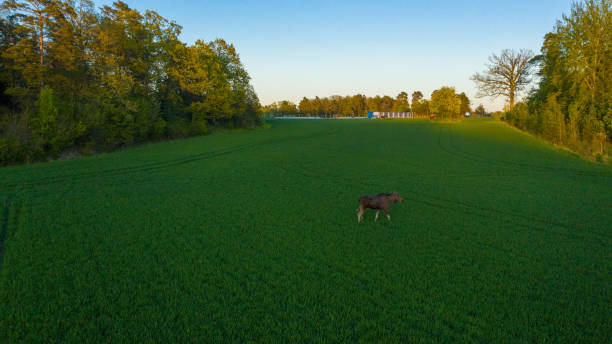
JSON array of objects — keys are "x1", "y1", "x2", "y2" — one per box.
[{"x1": 356, "y1": 192, "x2": 405, "y2": 223}]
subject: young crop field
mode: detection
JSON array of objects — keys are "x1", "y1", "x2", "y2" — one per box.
[{"x1": 1, "y1": 119, "x2": 611, "y2": 342}]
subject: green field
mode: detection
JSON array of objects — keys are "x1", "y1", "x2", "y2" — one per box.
[{"x1": 1, "y1": 119, "x2": 611, "y2": 342}]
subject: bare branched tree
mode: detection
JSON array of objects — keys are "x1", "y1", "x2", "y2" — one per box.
[{"x1": 471, "y1": 49, "x2": 535, "y2": 109}]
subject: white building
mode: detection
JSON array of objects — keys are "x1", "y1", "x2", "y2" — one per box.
[{"x1": 368, "y1": 112, "x2": 414, "y2": 119}]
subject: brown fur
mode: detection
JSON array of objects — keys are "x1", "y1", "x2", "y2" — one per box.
[{"x1": 356, "y1": 191, "x2": 404, "y2": 223}]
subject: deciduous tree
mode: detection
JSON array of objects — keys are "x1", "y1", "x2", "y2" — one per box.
[
  {"x1": 475, "y1": 104, "x2": 486, "y2": 116},
  {"x1": 0, "y1": 0, "x2": 261, "y2": 165},
  {"x1": 394, "y1": 91, "x2": 409, "y2": 111},
  {"x1": 458, "y1": 92, "x2": 471, "y2": 115},
  {"x1": 430, "y1": 86, "x2": 460, "y2": 118},
  {"x1": 1, "y1": 0, "x2": 56, "y2": 88},
  {"x1": 471, "y1": 49, "x2": 535, "y2": 109}
]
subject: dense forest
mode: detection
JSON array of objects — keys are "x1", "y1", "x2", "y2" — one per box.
[
  {"x1": 0, "y1": 0, "x2": 261, "y2": 166},
  {"x1": 506, "y1": 0, "x2": 610, "y2": 160},
  {"x1": 263, "y1": 89, "x2": 483, "y2": 119}
]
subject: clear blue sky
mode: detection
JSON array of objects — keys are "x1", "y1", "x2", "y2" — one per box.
[{"x1": 95, "y1": 0, "x2": 572, "y2": 111}]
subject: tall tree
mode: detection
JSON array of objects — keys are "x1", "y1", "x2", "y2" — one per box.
[
  {"x1": 474, "y1": 104, "x2": 486, "y2": 116},
  {"x1": 209, "y1": 38, "x2": 251, "y2": 121},
  {"x1": 46, "y1": 0, "x2": 97, "y2": 103},
  {"x1": 298, "y1": 97, "x2": 312, "y2": 116},
  {"x1": 458, "y1": 92, "x2": 471, "y2": 115},
  {"x1": 471, "y1": 49, "x2": 535, "y2": 109},
  {"x1": 312, "y1": 96, "x2": 323, "y2": 116},
  {"x1": 278, "y1": 100, "x2": 297, "y2": 115},
  {"x1": 2, "y1": 0, "x2": 56, "y2": 88},
  {"x1": 380, "y1": 95, "x2": 394, "y2": 111},
  {"x1": 527, "y1": 0, "x2": 611, "y2": 153},
  {"x1": 430, "y1": 86, "x2": 461, "y2": 118},
  {"x1": 329, "y1": 95, "x2": 342, "y2": 115},
  {"x1": 0, "y1": 13, "x2": 26, "y2": 107},
  {"x1": 350, "y1": 94, "x2": 366, "y2": 117},
  {"x1": 394, "y1": 91, "x2": 409, "y2": 112},
  {"x1": 411, "y1": 91, "x2": 423, "y2": 108},
  {"x1": 171, "y1": 40, "x2": 231, "y2": 125}
]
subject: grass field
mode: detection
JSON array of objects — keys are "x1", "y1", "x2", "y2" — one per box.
[{"x1": 1, "y1": 119, "x2": 611, "y2": 342}]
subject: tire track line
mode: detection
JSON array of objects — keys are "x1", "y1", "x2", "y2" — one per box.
[
  {"x1": 444, "y1": 125, "x2": 611, "y2": 178},
  {"x1": 1, "y1": 129, "x2": 339, "y2": 190},
  {"x1": 0, "y1": 195, "x2": 23, "y2": 273},
  {"x1": 0, "y1": 194, "x2": 12, "y2": 271},
  {"x1": 275, "y1": 160, "x2": 610, "y2": 241}
]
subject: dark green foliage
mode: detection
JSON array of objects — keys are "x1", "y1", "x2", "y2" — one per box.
[
  {"x1": 268, "y1": 90, "x2": 468, "y2": 118},
  {"x1": 474, "y1": 104, "x2": 486, "y2": 116},
  {"x1": 458, "y1": 92, "x2": 471, "y2": 115},
  {"x1": 0, "y1": 0, "x2": 261, "y2": 166},
  {"x1": 430, "y1": 86, "x2": 462, "y2": 119},
  {"x1": 506, "y1": 0, "x2": 611, "y2": 160},
  {"x1": 0, "y1": 119, "x2": 610, "y2": 342},
  {"x1": 32, "y1": 86, "x2": 58, "y2": 150}
]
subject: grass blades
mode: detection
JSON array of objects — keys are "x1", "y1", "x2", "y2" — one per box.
[{"x1": 0, "y1": 119, "x2": 610, "y2": 342}]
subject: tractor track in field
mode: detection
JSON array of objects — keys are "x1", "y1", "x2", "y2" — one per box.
[
  {"x1": 3, "y1": 123, "x2": 608, "y2": 246},
  {"x1": 399, "y1": 189, "x2": 611, "y2": 239},
  {"x1": 0, "y1": 194, "x2": 23, "y2": 272},
  {"x1": 270, "y1": 133, "x2": 610, "y2": 242},
  {"x1": 275, "y1": 159, "x2": 601, "y2": 239},
  {"x1": 0, "y1": 195, "x2": 12, "y2": 271},
  {"x1": 1, "y1": 143, "x2": 256, "y2": 189},
  {"x1": 0, "y1": 129, "x2": 339, "y2": 191},
  {"x1": 275, "y1": 161, "x2": 610, "y2": 242},
  {"x1": 436, "y1": 126, "x2": 547, "y2": 176},
  {"x1": 396, "y1": 186, "x2": 608, "y2": 241},
  {"x1": 438, "y1": 125, "x2": 611, "y2": 178},
  {"x1": 396, "y1": 185, "x2": 610, "y2": 242},
  {"x1": 435, "y1": 126, "x2": 549, "y2": 179},
  {"x1": 0, "y1": 129, "x2": 341, "y2": 210},
  {"x1": 12, "y1": 176, "x2": 211, "y2": 209},
  {"x1": 447, "y1": 126, "x2": 612, "y2": 177},
  {"x1": 18, "y1": 121, "x2": 599, "y2": 244}
]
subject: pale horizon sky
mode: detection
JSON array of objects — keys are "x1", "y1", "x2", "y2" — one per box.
[{"x1": 94, "y1": 0, "x2": 573, "y2": 112}]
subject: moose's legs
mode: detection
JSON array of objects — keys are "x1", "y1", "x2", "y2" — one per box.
[
  {"x1": 356, "y1": 204, "x2": 390, "y2": 223},
  {"x1": 384, "y1": 207, "x2": 391, "y2": 221},
  {"x1": 357, "y1": 205, "x2": 365, "y2": 223}
]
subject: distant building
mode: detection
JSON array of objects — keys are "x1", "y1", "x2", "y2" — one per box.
[
  {"x1": 368, "y1": 112, "x2": 414, "y2": 119},
  {"x1": 470, "y1": 112, "x2": 492, "y2": 118}
]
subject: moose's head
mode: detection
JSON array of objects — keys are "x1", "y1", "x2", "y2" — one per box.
[{"x1": 390, "y1": 191, "x2": 405, "y2": 203}]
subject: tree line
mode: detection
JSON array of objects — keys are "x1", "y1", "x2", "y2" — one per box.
[
  {"x1": 263, "y1": 89, "x2": 483, "y2": 118},
  {"x1": 473, "y1": 0, "x2": 611, "y2": 160},
  {"x1": 0, "y1": 0, "x2": 261, "y2": 166}
]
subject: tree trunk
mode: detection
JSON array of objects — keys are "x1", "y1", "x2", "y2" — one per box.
[
  {"x1": 39, "y1": 31, "x2": 43, "y2": 65},
  {"x1": 38, "y1": 14, "x2": 44, "y2": 88}
]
